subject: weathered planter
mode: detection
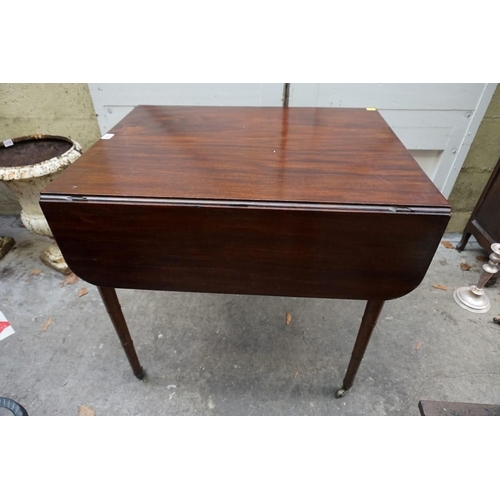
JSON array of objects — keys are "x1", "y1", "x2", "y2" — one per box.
[
  {"x1": 0, "y1": 236, "x2": 15, "y2": 260},
  {"x1": 0, "y1": 135, "x2": 82, "y2": 273}
]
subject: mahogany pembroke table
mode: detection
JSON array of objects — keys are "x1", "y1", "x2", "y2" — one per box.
[{"x1": 40, "y1": 106, "x2": 450, "y2": 397}]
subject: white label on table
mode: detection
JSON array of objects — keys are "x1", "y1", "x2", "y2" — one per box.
[
  {"x1": 101, "y1": 133, "x2": 114, "y2": 140},
  {"x1": 3, "y1": 139, "x2": 14, "y2": 147},
  {"x1": 0, "y1": 311, "x2": 15, "y2": 341}
]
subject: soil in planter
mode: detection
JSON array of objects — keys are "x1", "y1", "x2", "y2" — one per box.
[{"x1": 0, "y1": 138, "x2": 73, "y2": 168}]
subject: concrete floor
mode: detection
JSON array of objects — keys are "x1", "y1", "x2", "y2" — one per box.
[{"x1": 1, "y1": 215, "x2": 499, "y2": 416}]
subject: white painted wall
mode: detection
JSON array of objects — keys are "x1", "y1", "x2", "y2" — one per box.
[{"x1": 89, "y1": 83, "x2": 496, "y2": 197}]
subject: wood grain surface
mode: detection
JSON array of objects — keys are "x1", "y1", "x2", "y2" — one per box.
[
  {"x1": 41, "y1": 200, "x2": 449, "y2": 300},
  {"x1": 40, "y1": 105, "x2": 451, "y2": 384},
  {"x1": 44, "y1": 106, "x2": 448, "y2": 209}
]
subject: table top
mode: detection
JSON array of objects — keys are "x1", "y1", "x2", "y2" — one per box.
[
  {"x1": 45, "y1": 106, "x2": 449, "y2": 210},
  {"x1": 41, "y1": 105, "x2": 450, "y2": 298}
]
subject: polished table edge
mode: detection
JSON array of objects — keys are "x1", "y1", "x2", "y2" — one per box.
[{"x1": 41, "y1": 193, "x2": 451, "y2": 214}]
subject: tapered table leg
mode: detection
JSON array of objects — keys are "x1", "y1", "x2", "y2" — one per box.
[
  {"x1": 98, "y1": 287, "x2": 145, "y2": 379},
  {"x1": 335, "y1": 299, "x2": 385, "y2": 398}
]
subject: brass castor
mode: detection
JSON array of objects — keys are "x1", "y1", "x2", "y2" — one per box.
[{"x1": 335, "y1": 387, "x2": 350, "y2": 398}]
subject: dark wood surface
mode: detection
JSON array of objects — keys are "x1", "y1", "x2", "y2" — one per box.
[
  {"x1": 41, "y1": 200, "x2": 449, "y2": 300},
  {"x1": 40, "y1": 105, "x2": 451, "y2": 388},
  {"x1": 44, "y1": 106, "x2": 448, "y2": 209},
  {"x1": 457, "y1": 155, "x2": 500, "y2": 252},
  {"x1": 41, "y1": 105, "x2": 450, "y2": 299},
  {"x1": 418, "y1": 400, "x2": 500, "y2": 416}
]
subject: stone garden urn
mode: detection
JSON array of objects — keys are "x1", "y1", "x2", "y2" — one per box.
[{"x1": 0, "y1": 135, "x2": 82, "y2": 274}]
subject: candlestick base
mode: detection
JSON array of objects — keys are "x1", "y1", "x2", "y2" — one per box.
[{"x1": 453, "y1": 286, "x2": 491, "y2": 314}]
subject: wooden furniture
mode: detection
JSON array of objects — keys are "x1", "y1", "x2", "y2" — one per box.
[
  {"x1": 40, "y1": 106, "x2": 450, "y2": 397},
  {"x1": 456, "y1": 155, "x2": 500, "y2": 252},
  {"x1": 418, "y1": 400, "x2": 500, "y2": 416}
]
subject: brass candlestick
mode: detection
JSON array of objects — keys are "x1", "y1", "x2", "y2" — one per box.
[{"x1": 454, "y1": 243, "x2": 500, "y2": 313}]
